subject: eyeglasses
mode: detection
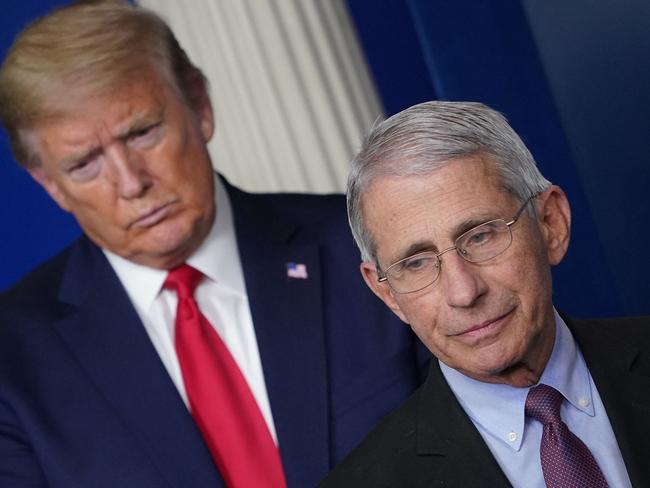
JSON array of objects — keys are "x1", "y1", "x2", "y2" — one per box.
[{"x1": 377, "y1": 194, "x2": 538, "y2": 294}]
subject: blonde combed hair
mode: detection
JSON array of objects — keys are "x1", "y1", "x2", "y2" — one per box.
[{"x1": 0, "y1": 0, "x2": 206, "y2": 167}]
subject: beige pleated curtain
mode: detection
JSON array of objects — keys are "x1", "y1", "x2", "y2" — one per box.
[{"x1": 137, "y1": 0, "x2": 383, "y2": 193}]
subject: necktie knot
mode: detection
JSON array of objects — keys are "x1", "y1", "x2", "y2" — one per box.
[
  {"x1": 168, "y1": 262, "x2": 287, "y2": 486},
  {"x1": 164, "y1": 264, "x2": 203, "y2": 299},
  {"x1": 525, "y1": 383, "x2": 609, "y2": 487},
  {"x1": 525, "y1": 384, "x2": 563, "y2": 425}
]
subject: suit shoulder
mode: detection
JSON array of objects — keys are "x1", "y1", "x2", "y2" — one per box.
[
  {"x1": 261, "y1": 192, "x2": 346, "y2": 219},
  {"x1": 571, "y1": 315, "x2": 650, "y2": 346},
  {"x1": 230, "y1": 185, "x2": 347, "y2": 222},
  {"x1": 320, "y1": 391, "x2": 421, "y2": 487},
  {"x1": 0, "y1": 240, "x2": 77, "y2": 313}
]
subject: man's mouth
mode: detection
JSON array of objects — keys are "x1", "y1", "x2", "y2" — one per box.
[
  {"x1": 129, "y1": 201, "x2": 176, "y2": 229},
  {"x1": 451, "y1": 307, "x2": 516, "y2": 342}
]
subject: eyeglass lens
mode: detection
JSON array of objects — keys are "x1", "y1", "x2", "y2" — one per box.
[{"x1": 387, "y1": 219, "x2": 514, "y2": 293}]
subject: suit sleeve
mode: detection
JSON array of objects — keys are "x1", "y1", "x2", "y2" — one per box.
[{"x1": 0, "y1": 397, "x2": 48, "y2": 487}]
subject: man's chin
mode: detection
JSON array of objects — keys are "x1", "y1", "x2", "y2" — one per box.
[
  {"x1": 466, "y1": 358, "x2": 543, "y2": 387},
  {"x1": 456, "y1": 356, "x2": 519, "y2": 383},
  {"x1": 118, "y1": 239, "x2": 195, "y2": 270}
]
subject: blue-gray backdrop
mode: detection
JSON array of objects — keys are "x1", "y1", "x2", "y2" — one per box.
[{"x1": 2, "y1": 0, "x2": 649, "y2": 318}]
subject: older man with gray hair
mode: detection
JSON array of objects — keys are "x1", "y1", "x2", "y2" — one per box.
[{"x1": 321, "y1": 101, "x2": 650, "y2": 487}]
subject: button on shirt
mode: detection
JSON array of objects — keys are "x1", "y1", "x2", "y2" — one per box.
[
  {"x1": 440, "y1": 310, "x2": 631, "y2": 488},
  {"x1": 104, "y1": 175, "x2": 278, "y2": 443}
]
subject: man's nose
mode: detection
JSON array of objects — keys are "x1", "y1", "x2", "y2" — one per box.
[
  {"x1": 439, "y1": 251, "x2": 487, "y2": 308},
  {"x1": 107, "y1": 146, "x2": 152, "y2": 199}
]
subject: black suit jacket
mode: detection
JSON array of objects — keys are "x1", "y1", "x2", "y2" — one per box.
[
  {"x1": 320, "y1": 316, "x2": 650, "y2": 487},
  {"x1": 0, "y1": 180, "x2": 429, "y2": 488}
]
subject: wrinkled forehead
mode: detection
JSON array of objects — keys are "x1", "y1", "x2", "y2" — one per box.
[
  {"x1": 360, "y1": 156, "x2": 516, "y2": 264},
  {"x1": 18, "y1": 66, "x2": 179, "y2": 166},
  {"x1": 44, "y1": 62, "x2": 177, "y2": 119}
]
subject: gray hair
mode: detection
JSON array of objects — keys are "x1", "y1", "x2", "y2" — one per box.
[{"x1": 347, "y1": 101, "x2": 551, "y2": 262}]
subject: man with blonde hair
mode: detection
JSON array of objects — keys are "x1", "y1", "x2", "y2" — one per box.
[{"x1": 0, "y1": 2, "x2": 427, "y2": 487}]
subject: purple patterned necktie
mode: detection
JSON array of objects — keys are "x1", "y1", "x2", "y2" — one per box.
[{"x1": 525, "y1": 384, "x2": 608, "y2": 488}]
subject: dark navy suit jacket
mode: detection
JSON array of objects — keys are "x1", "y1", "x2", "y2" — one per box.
[
  {"x1": 0, "y1": 180, "x2": 429, "y2": 488},
  {"x1": 320, "y1": 316, "x2": 650, "y2": 487}
]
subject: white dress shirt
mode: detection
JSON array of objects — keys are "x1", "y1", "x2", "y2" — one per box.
[
  {"x1": 440, "y1": 309, "x2": 631, "y2": 488},
  {"x1": 104, "y1": 175, "x2": 278, "y2": 443}
]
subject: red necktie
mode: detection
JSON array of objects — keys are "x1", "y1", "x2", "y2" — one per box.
[
  {"x1": 525, "y1": 384, "x2": 608, "y2": 488},
  {"x1": 164, "y1": 264, "x2": 287, "y2": 488}
]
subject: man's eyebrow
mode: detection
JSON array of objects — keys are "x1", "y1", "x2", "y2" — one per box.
[
  {"x1": 392, "y1": 240, "x2": 437, "y2": 264},
  {"x1": 452, "y1": 216, "x2": 496, "y2": 239},
  {"x1": 390, "y1": 213, "x2": 503, "y2": 264},
  {"x1": 59, "y1": 146, "x2": 102, "y2": 168},
  {"x1": 116, "y1": 108, "x2": 164, "y2": 139},
  {"x1": 57, "y1": 109, "x2": 166, "y2": 168}
]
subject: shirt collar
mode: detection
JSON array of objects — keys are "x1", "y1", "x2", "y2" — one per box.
[
  {"x1": 440, "y1": 309, "x2": 594, "y2": 451},
  {"x1": 103, "y1": 174, "x2": 246, "y2": 314},
  {"x1": 186, "y1": 175, "x2": 246, "y2": 295},
  {"x1": 538, "y1": 310, "x2": 595, "y2": 417}
]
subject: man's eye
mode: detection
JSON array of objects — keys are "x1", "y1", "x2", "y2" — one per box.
[
  {"x1": 465, "y1": 228, "x2": 495, "y2": 247},
  {"x1": 133, "y1": 126, "x2": 154, "y2": 138},
  {"x1": 469, "y1": 231, "x2": 489, "y2": 243},
  {"x1": 129, "y1": 123, "x2": 161, "y2": 145},
  {"x1": 67, "y1": 157, "x2": 101, "y2": 181},
  {"x1": 70, "y1": 160, "x2": 88, "y2": 171},
  {"x1": 405, "y1": 258, "x2": 425, "y2": 270},
  {"x1": 403, "y1": 255, "x2": 435, "y2": 273}
]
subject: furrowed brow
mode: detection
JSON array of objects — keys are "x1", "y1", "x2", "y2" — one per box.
[
  {"x1": 59, "y1": 146, "x2": 102, "y2": 169},
  {"x1": 115, "y1": 108, "x2": 164, "y2": 140},
  {"x1": 452, "y1": 211, "x2": 506, "y2": 239},
  {"x1": 394, "y1": 240, "x2": 437, "y2": 263}
]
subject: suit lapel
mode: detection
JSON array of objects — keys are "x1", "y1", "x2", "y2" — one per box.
[
  {"x1": 569, "y1": 318, "x2": 650, "y2": 488},
  {"x1": 54, "y1": 238, "x2": 223, "y2": 487},
  {"x1": 415, "y1": 362, "x2": 512, "y2": 486},
  {"x1": 391, "y1": 316, "x2": 650, "y2": 487},
  {"x1": 228, "y1": 184, "x2": 329, "y2": 488}
]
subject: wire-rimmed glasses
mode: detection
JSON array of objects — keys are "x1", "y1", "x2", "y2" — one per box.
[{"x1": 377, "y1": 194, "x2": 538, "y2": 294}]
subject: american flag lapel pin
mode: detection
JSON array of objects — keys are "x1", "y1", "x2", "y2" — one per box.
[{"x1": 286, "y1": 262, "x2": 308, "y2": 279}]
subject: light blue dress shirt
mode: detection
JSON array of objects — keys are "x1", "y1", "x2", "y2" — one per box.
[{"x1": 440, "y1": 310, "x2": 631, "y2": 488}]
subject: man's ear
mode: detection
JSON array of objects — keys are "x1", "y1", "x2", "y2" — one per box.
[
  {"x1": 198, "y1": 96, "x2": 215, "y2": 143},
  {"x1": 360, "y1": 261, "x2": 409, "y2": 324},
  {"x1": 185, "y1": 73, "x2": 215, "y2": 143},
  {"x1": 535, "y1": 185, "x2": 571, "y2": 266},
  {"x1": 28, "y1": 166, "x2": 71, "y2": 212}
]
